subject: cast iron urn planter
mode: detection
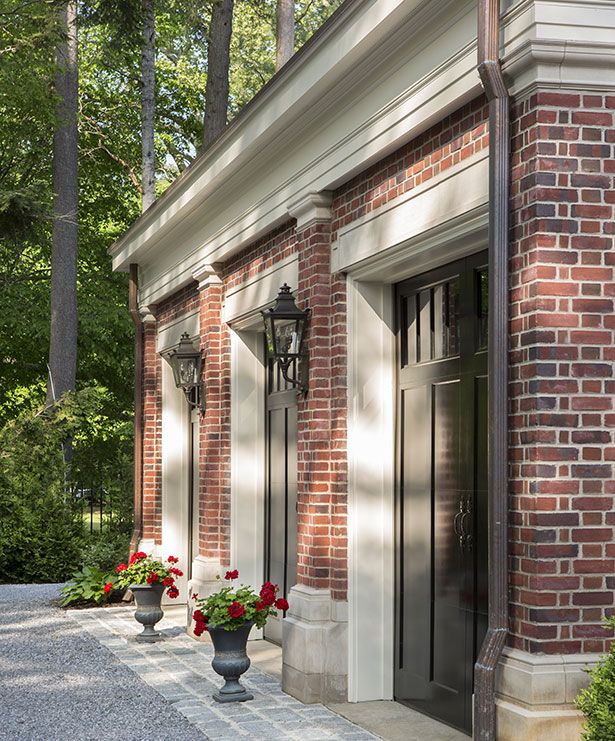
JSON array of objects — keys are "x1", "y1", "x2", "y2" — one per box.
[
  {"x1": 131, "y1": 583, "x2": 165, "y2": 642},
  {"x1": 209, "y1": 621, "x2": 254, "y2": 702}
]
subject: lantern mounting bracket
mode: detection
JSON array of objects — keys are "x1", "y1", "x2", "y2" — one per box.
[{"x1": 277, "y1": 352, "x2": 309, "y2": 396}]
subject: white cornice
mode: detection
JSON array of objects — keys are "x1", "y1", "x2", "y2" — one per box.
[
  {"x1": 134, "y1": 1, "x2": 480, "y2": 306},
  {"x1": 288, "y1": 192, "x2": 333, "y2": 231},
  {"x1": 110, "y1": 0, "x2": 444, "y2": 267},
  {"x1": 111, "y1": 0, "x2": 475, "y2": 269},
  {"x1": 139, "y1": 306, "x2": 156, "y2": 324},
  {"x1": 192, "y1": 262, "x2": 223, "y2": 291}
]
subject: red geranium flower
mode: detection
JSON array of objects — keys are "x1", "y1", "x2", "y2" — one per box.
[
  {"x1": 259, "y1": 582, "x2": 277, "y2": 606},
  {"x1": 116, "y1": 563, "x2": 127, "y2": 573},
  {"x1": 167, "y1": 586, "x2": 179, "y2": 599},
  {"x1": 227, "y1": 602, "x2": 245, "y2": 619},
  {"x1": 169, "y1": 567, "x2": 183, "y2": 577},
  {"x1": 103, "y1": 582, "x2": 113, "y2": 594},
  {"x1": 129, "y1": 551, "x2": 147, "y2": 565},
  {"x1": 225, "y1": 569, "x2": 239, "y2": 581},
  {"x1": 193, "y1": 621, "x2": 208, "y2": 637},
  {"x1": 146, "y1": 572, "x2": 159, "y2": 584},
  {"x1": 275, "y1": 598, "x2": 289, "y2": 612},
  {"x1": 163, "y1": 577, "x2": 174, "y2": 587},
  {"x1": 254, "y1": 600, "x2": 267, "y2": 612},
  {"x1": 167, "y1": 555, "x2": 179, "y2": 563}
]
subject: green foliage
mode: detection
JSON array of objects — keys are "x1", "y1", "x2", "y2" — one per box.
[
  {"x1": 193, "y1": 574, "x2": 285, "y2": 632},
  {"x1": 60, "y1": 565, "x2": 117, "y2": 606},
  {"x1": 0, "y1": 0, "x2": 342, "y2": 585},
  {"x1": 577, "y1": 619, "x2": 615, "y2": 740},
  {"x1": 115, "y1": 552, "x2": 181, "y2": 593},
  {"x1": 0, "y1": 388, "x2": 132, "y2": 583},
  {"x1": 80, "y1": 531, "x2": 130, "y2": 572}
]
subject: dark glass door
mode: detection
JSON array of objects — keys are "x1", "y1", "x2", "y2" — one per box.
[
  {"x1": 264, "y1": 352, "x2": 298, "y2": 644},
  {"x1": 394, "y1": 253, "x2": 488, "y2": 735}
]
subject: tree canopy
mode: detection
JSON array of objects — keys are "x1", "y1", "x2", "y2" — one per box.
[{"x1": 0, "y1": 0, "x2": 342, "y2": 494}]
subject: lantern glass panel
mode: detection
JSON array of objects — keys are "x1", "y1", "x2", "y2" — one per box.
[
  {"x1": 274, "y1": 318, "x2": 303, "y2": 358},
  {"x1": 264, "y1": 315, "x2": 275, "y2": 357},
  {"x1": 174, "y1": 357, "x2": 199, "y2": 389}
]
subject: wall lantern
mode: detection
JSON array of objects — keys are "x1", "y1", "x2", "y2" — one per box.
[
  {"x1": 164, "y1": 332, "x2": 205, "y2": 412},
  {"x1": 262, "y1": 284, "x2": 310, "y2": 394}
]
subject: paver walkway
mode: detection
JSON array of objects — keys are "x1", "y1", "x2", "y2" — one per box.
[{"x1": 69, "y1": 605, "x2": 377, "y2": 740}]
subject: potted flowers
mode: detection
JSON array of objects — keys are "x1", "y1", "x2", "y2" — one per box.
[
  {"x1": 109, "y1": 552, "x2": 182, "y2": 641},
  {"x1": 192, "y1": 569, "x2": 289, "y2": 702}
]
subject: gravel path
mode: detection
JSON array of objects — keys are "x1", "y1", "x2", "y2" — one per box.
[{"x1": 0, "y1": 583, "x2": 205, "y2": 741}]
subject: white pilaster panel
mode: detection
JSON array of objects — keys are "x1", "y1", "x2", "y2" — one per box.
[
  {"x1": 161, "y1": 354, "x2": 190, "y2": 602},
  {"x1": 347, "y1": 279, "x2": 396, "y2": 702},
  {"x1": 230, "y1": 329, "x2": 266, "y2": 591}
]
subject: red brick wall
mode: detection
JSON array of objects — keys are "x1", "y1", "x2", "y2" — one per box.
[
  {"x1": 295, "y1": 221, "x2": 348, "y2": 601},
  {"x1": 197, "y1": 281, "x2": 231, "y2": 563},
  {"x1": 331, "y1": 96, "x2": 488, "y2": 238},
  {"x1": 223, "y1": 221, "x2": 296, "y2": 289},
  {"x1": 509, "y1": 91, "x2": 615, "y2": 654},
  {"x1": 156, "y1": 283, "x2": 200, "y2": 326}
]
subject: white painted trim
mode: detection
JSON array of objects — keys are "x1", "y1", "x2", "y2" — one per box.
[
  {"x1": 347, "y1": 279, "x2": 396, "y2": 702},
  {"x1": 114, "y1": 1, "x2": 615, "y2": 309},
  {"x1": 159, "y1": 311, "x2": 200, "y2": 603},
  {"x1": 161, "y1": 360, "x2": 190, "y2": 603},
  {"x1": 223, "y1": 254, "x2": 299, "y2": 327},
  {"x1": 230, "y1": 329, "x2": 266, "y2": 594},
  {"x1": 156, "y1": 310, "x2": 199, "y2": 354},
  {"x1": 192, "y1": 262, "x2": 222, "y2": 290},
  {"x1": 346, "y1": 203, "x2": 488, "y2": 701}
]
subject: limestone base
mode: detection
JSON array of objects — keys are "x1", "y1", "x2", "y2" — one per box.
[
  {"x1": 282, "y1": 584, "x2": 348, "y2": 704},
  {"x1": 496, "y1": 647, "x2": 598, "y2": 741}
]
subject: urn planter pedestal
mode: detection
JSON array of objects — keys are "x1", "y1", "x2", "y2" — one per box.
[
  {"x1": 131, "y1": 583, "x2": 164, "y2": 642},
  {"x1": 209, "y1": 621, "x2": 254, "y2": 702}
]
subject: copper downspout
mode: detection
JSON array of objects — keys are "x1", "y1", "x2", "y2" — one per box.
[
  {"x1": 129, "y1": 263, "x2": 144, "y2": 555},
  {"x1": 474, "y1": 1, "x2": 510, "y2": 738}
]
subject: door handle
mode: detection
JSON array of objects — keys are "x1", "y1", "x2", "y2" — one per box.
[{"x1": 454, "y1": 497, "x2": 473, "y2": 552}]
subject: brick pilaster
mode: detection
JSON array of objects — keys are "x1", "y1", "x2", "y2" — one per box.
[
  {"x1": 295, "y1": 216, "x2": 348, "y2": 601},
  {"x1": 509, "y1": 91, "x2": 615, "y2": 654},
  {"x1": 197, "y1": 276, "x2": 231, "y2": 564}
]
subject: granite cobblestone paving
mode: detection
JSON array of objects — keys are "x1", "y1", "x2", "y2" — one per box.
[{"x1": 69, "y1": 604, "x2": 378, "y2": 740}]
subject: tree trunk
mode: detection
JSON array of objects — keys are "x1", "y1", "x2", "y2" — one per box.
[
  {"x1": 141, "y1": 0, "x2": 156, "y2": 212},
  {"x1": 276, "y1": 0, "x2": 294, "y2": 70},
  {"x1": 48, "y1": 0, "x2": 78, "y2": 405},
  {"x1": 203, "y1": 0, "x2": 234, "y2": 149}
]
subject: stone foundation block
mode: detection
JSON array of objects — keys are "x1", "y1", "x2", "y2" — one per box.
[
  {"x1": 282, "y1": 584, "x2": 348, "y2": 704},
  {"x1": 496, "y1": 647, "x2": 598, "y2": 740}
]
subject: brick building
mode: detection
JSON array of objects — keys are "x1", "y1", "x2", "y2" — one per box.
[{"x1": 110, "y1": 1, "x2": 615, "y2": 738}]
